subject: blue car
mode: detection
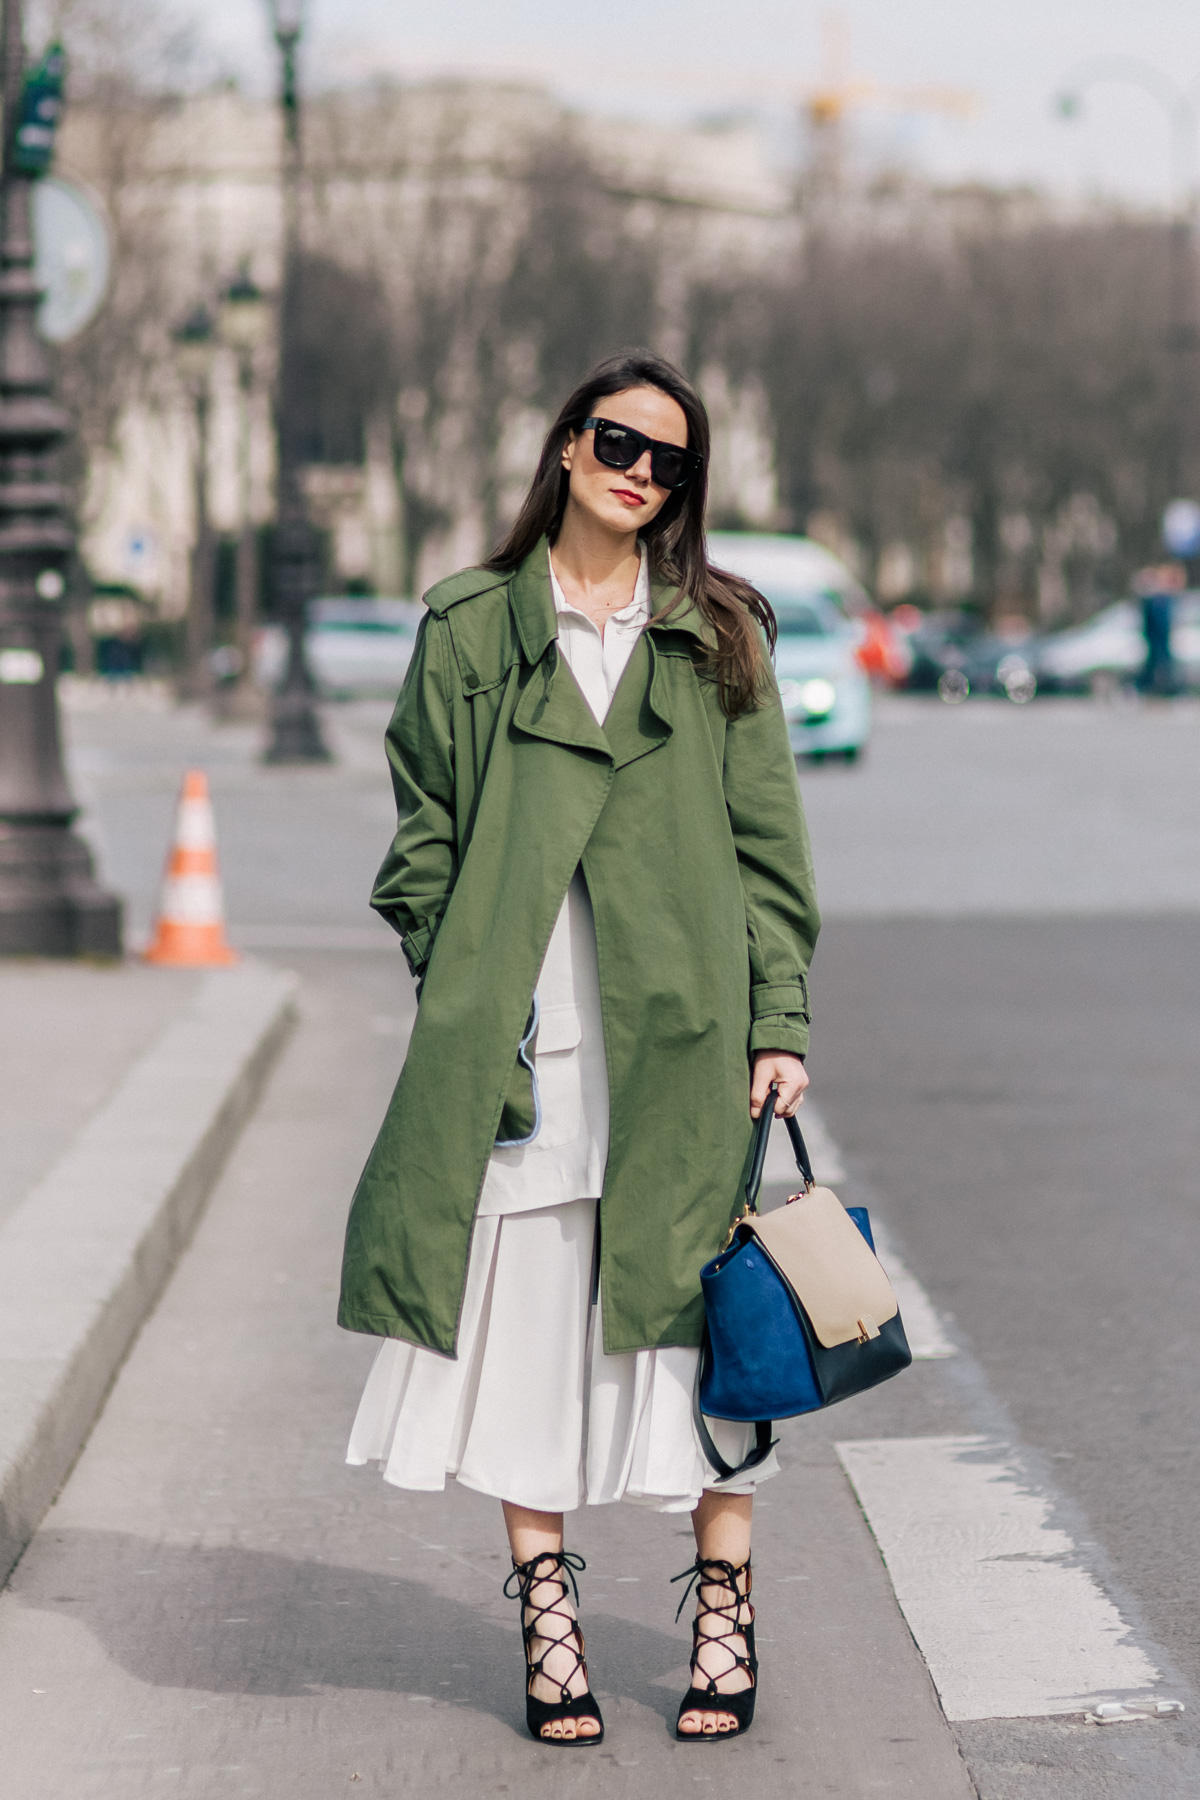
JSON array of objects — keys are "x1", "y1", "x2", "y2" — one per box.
[{"x1": 707, "y1": 532, "x2": 873, "y2": 761}]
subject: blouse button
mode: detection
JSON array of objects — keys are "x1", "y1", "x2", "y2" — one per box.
[{"x1": 464, "y1": 671, "x2": 480, "y2": 690}]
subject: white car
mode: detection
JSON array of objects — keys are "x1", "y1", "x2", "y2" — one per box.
[
  {"x1": 707, "y1": 532, "x2": 873, "y2": 760},
  {"x1": 255, "y1": 598, "x2": 422, "y2": 699},
  {"x1": 1035, "y1": 594, "x2": 1200, "y2": 691}
]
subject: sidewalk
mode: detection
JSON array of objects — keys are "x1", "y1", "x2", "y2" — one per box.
[
  {"x1": 0, "y1": 962, "x2": 202, "y2": 1231},
  {"x1": 0, "y1": 957, "x2": 296, "y2": 1586}
]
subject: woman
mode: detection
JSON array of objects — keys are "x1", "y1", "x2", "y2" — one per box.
[{"x1": 341, "y1": 350, "x2": 819, "y2": 1745}]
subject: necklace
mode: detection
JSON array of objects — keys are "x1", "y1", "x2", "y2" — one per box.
[{"x1": 551, "y1": 550, "x2": 641, "y2": 626}]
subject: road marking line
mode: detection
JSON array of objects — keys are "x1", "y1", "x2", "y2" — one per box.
[
  {"x1": 765, "y1": 1103, "x2": 956, "y2": 1359},
  {"x1": 764, "y1": 1101, "x2": 846, "y2": 1185},
  {"x1": 869, "y1": 1217, "x2": 957, "y2": 1360},
  {"x1": 836, "y1": 1436, "x2": 1164, "y2": 1721}
]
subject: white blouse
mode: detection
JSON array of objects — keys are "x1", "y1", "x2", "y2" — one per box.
[{"x1": 475, "y1": 547, "x2": 651, "y2": 1217}]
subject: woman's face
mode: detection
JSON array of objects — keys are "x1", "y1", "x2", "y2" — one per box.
[{"x1": 561, "y1": 385, "x2": 689, "y2": 537}]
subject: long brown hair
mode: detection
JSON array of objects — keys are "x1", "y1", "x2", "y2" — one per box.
[{"x1": 485, "y1": 350, "x2": 776, "y2": 717}]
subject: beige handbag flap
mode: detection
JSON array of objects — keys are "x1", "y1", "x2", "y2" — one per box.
[{"x1": 744, "y1": 1188, "x2": 898, "y2": 1349}]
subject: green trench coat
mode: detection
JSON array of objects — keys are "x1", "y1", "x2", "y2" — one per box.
[{"x1": 338, "y1": 541, "x2": 821, "y2": 1357}]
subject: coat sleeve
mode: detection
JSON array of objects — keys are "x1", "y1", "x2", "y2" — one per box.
[
  {"x1": 722, "y1": 667, "x2": 821, "y2": 1059},
  {"x1": 370, "y1": 613, "x2": 459, "y2": 979}
]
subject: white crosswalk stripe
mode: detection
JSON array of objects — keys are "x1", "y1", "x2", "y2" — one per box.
[
  {"x1": 836, "y1": 1436, "x2": 1165, "y2": 1721},
  {"x1": 796, "y1": 1106, "x2": 1172, "y2": 1722},
  {"x1": 868, "y1": 1216, "x2": 957, "y2": 1360}
]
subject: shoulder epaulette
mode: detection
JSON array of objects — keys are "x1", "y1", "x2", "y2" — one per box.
[{"x1": 422, "y1": 566, "x2": 510, "y2": 617}]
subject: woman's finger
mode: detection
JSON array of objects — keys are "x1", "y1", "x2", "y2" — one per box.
[
  {"x1": 748, "y1": 1064, "x2": 774, "y2": 1118},
  {"x1": 775, "y1": 1068, "x2": 809, "y2": 1116}
]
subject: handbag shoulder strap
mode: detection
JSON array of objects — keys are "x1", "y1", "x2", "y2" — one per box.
[{"x1": 693, "y1": 1328, "x2": 777, "y2": 1480}]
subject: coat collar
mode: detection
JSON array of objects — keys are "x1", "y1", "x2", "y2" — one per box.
[
  {"x1": 647, "y1": 575, "x2": 713, "y2": 649},
  {"x1": 507, "y1": 541, "x2": 557, "y2": 665},
  {"x1": 506, "y1": 537, "x2": 712, "y2": 661},
  {"x1": 508, "y1": 538, "x2": 701, "y2": 767}
]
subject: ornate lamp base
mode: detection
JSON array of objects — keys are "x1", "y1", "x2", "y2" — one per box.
[
  {"x1": 0, "y1": 822, "x2": 123, "y2": 956},
  {"x1": 264, "y1": 684, "x2": 332, "y2": 764}
]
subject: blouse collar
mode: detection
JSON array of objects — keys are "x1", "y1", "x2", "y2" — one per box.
[{"x1": 548, "y1": 542, "x2": 650, "y2": 629}]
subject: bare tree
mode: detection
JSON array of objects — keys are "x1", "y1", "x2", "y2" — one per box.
[{"x1": 750, "y1": 210, "x2": 1176, "y2": 615}]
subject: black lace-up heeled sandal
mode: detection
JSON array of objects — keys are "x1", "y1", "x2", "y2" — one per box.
[
  {"x1": 670, "y1": 1555, "x2": 758, "y2": 1740},
  {"x1": 503, "y1": 1550, "x2": 605, "y2": 1746}
]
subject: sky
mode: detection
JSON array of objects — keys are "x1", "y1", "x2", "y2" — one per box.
[{"x1": 192, "y1": 0, "x2": 1200, "y2": 209}]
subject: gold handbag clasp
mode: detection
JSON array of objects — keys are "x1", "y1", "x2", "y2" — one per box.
[{"x1": 723, "y1": 1208, "x2": 752, "y2": 1249}]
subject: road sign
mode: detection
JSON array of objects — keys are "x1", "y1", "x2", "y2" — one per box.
[
  {"x1": 13, "y1": 43, "x2": 65, "y2": 176},
  {"x1": 33, "y1": 176, "x2": 110, "y2": 343}
]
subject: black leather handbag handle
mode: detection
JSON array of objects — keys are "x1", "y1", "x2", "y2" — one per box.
[{"x1": 744, "y1": 1090, "x2": 816, "y2": 1215}]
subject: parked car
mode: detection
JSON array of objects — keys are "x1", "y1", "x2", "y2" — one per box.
[
  {"x1": 256, "y1": 597, "x2": 422, "y2": 698},
  {"x1": 708, "y1": 531, "x2": 910, "y2": 685},
  {"x1": 897, "y1": 609, "x2": 976, "y2": 692},
  {"x1": 898, "y1": 609, "x2": 1037, "y2": 703},
  {"x1": 706, "y1": 532, "x2": 873, "y2": 759},
  {"x1": 1033, "y1": 593, "x2": 1200, "y2": 693}
]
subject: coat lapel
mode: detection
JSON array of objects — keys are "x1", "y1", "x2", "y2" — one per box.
[
  {"x1": 601, "y1": 632, "x2": 671, "y2": 770},
  {"x1": 511, "y1": 645, "x2": 614, "y2": 757},
  {"x1": 508, "y1": 544, "x2": 612, "y2": 758},
  {"x1": 506, "y1": 548, "x2": 713, "y2": 764}
]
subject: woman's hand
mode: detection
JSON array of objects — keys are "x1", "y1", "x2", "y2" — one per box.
[{"x1": 749, "y1": 1052, "x2": 808, "y2": 1119}]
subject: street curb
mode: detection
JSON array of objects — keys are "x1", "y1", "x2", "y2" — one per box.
[{"x1": 0, "y1": 959, "x2": 297, "y2": 1586}]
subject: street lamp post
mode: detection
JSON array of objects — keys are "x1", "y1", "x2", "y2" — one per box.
[
  {"x1": 216, "y1": 269, "x2": 272, "y2": 718},
  {"x1": 173, "y1": 303, "x2": 217, "y2": 702},
  {"x1": 0, "y1": 4, "x2": 120, "y2": 955},
  {"x1": 263, "y1": 0, "x2": 329, "y2": 764},
  {"x1": 1055, "y1": 59, "x2": 1200, "y2": 497}
]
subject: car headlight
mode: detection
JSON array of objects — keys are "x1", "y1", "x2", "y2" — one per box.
[{"x1": 779, "y1": 676, "x2": 837, "y2": 721}]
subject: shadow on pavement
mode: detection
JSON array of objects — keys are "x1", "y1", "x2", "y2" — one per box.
[{"x1": 16, "y1": 1530, "x2": 687, "y2": 1731}]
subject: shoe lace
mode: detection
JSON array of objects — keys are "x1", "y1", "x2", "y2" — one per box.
[
  {"x1": 670, "y1": 1555, "x2": 754, "y2": 1697},
  {"x1": 503, "y1": 1550, "x2": 589, "y2": 1704}
]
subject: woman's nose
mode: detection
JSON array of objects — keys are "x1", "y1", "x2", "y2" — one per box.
[{"x1": 629, "y1": 451, "x2": 653, "y2": 484}]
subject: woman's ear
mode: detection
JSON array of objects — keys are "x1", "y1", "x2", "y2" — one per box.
[{"x1": 561, "y1": 430, "x2": 577, "y2": 474}]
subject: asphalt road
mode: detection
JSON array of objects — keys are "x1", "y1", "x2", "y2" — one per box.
[
  {"x1": 2, "y1": 685, "x2": 1198, "y2": 1796},
  {"x1": 813, "y1": 911, "x2": 1200, "y2": 1684}
]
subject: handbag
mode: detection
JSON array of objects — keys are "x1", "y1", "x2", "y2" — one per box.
[{"x1": 694, "y1": 1098, "x2": 912, "y2": 1479}]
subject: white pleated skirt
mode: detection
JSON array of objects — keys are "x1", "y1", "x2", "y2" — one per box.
[{"x1": 346, "y1": 1197, "x2": 779, "y2": 1514}]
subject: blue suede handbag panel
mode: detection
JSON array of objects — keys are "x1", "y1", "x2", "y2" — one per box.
[{"x1": 698, "y1": 1206, "x2": 880, "y2": 1422}]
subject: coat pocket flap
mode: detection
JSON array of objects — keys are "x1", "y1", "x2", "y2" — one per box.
[
  {"x1": 534, "y1": 1002, "x2": 583, "y2": 1054},
  {"x1": 745, "y1": 1188, "x2": 898, "y2": 1349}
]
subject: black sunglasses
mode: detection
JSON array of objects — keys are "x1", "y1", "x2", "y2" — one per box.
[{"x1": 580, "y1": 416, "x2": 703, "y2": 491}]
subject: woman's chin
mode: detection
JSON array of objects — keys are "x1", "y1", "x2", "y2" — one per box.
[
  {"x1": 597, "y1": 501, "x2": 651, "y2": 534},
  {"x1": 566, "y1": 489, "x2": 653, "y2": 536}
]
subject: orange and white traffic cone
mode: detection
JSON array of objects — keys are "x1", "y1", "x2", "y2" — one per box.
[{"x1": 143, "y1": 769, "x2": 238, "y2": 967}]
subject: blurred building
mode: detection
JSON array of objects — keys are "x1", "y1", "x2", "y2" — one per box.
[{"x1": 56, "y1": 80, "x2": 795, "y2": 612}]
